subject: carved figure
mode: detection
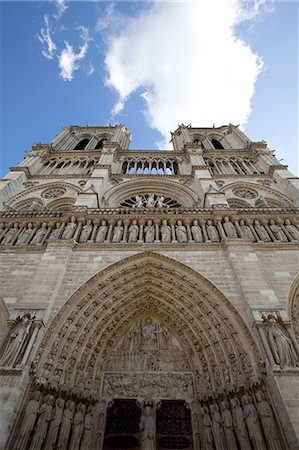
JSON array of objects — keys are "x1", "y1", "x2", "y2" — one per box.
[
  {"x1": 46, "y1": 397, "x2": 65, "y2": 450},
  {"x1": 15, "y1": 391, "x2": 41, "y2": 450},
  {"x1": 242, "y1": 394, "x2": 265, "y2": 450},
  {"x1": 161, "y1": 219, "x2": 171, "y2": 243},
  {"x1": 201, "y1": 406, "x2": 214, "y2": 450},
  {"x1": 144, "y1": 220, "x2": 155, "y2": 243},
  {"x1": 223, "y1": 216, "x2": 238, "y2": 238},
  {"x1": 210, "y1": 403, "x2": 225, "y2": 450},
  {"x1": 79, "y1": 219, "x2": 93, "y2": 243},
  {"x1": 269, "y1": 219, "x2": 288, "y2": 241},
  {"x1": 0, "y1": 312, "x2": 35, "y2": 367},
  {"x1": 142, "y1": 319, "x2": 157, "y2": 348},
  {"x1": 146, "y1": 194, "x2": 156, "y2": 208},
  {"x1": 80, "y1": 405, "x2": 94, "y2": 449},
  {"x1": 16, "y1": 223, "x2": 34, "y2": 245},
  {"x1": 1, "y1": 223, "x2": 19, "y2": 245},
  {"x1": 285, "y1": 219, "x2": 299, "y2": 240},
  {"x1": 112, "y1": 220, "x2": 123, "y2": 243},
  {"x1": 69, "y1": 403, "x2": 86, "y2": 450},
  {"x1": 230, "y1": 397, "x2": 251, "y2": 450},
  {"x1": 139, "y1": 406, "x2": 155, "y2": 450},
  {"x1": 57, "y1": 399, "x2": 75, "y2": 449},
  {"x1": 48, "y1": 222, "x2": 61, "y2": 240},
  {"x1": 62, "y1": 216, "x2": 77, "y2": 240},
  {"x1": 220, "y1": 400, "x2": 237, "y2": 450},
  {"x1": 30, "y1": 394, "x2": 54, "y2": 450},
  {"x1": 128, "y1": 220, "x2": 139, "y2": 243},
  {"x1": 157, "y1": 195, "x2": 166, "y2": 207},
  {"x1": 267, "y1": 316, "x2": 299, "y2": 368},
  {"x1": 176, "y1": 220, "x2": 187, "y2": 242},
  {"x1": 255, "y1": 390, "x2": 280, "y2": 449},
  {"x1": 191, "y1": 220, "x2": 203, "y2": 242},
  {"x1": 254, "y1": 220, "x2": 271, "y2": 241},
  {"x1": 95, "y1": 220, "x2": 108, "y2": 242},
  {"x1": 206, "y1": 220, "x2": 220, "y2": 242},
  {"x1": 239, "y1": 219, "x2": 254, "y2": 240},
  {"x1": 30, "y1": 223, "x2": 48, "y2": 245},
  {"x1": 135, "y1": 195, "x2": 144, "y2": 208},
  {"x1": 256, "y1": 195, "x2": 269, "y2": 207}
]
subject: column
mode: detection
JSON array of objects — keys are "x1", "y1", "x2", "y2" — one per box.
[
  {"x1": 89, "y1": 223, "x2": 98, "y2": 242},
  {"x1": 185, "y1": 219, "x2": 193, "y2": 242},
  {"x1": 169, "y1": 219, "x2": 177, "y2": 243},
  {"x1": 215, "y1": 218, "x2": 226, "y2": 240}
]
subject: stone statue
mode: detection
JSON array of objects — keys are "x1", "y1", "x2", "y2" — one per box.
[
  {"x1": 79, "y1": 219, "x2": 93, "y2": 243},
  {"x1": 156, "y1": 323, "x2": 170, "y2": 349},
  {"x1": 30, "y1": 223, "x2": 48, "y2": 245},
  {"x1": 146, "y1": 194, "x2": 156, "y2": 208},
  {"x1": 191, "y1": 220, "x2": 203, "y2": 242},
  {"x1": 30, "y1": 394, "x2": 54, "y2": 450},
  {"x1": 269, "y1": 219, "x2": 288, "y2": 241},
  {"x1": 112, "y1": 220, "x2": 123, "y2": 243},
  {"x1": 239, "y1": 219, "x2": 254, "y2": 240},
  {"x1": 255, "y1": 390, "x2": 280, "y2": 449},
  {"x1": 206, "y1": 220, "x2": 220, "y2": 242},
  {"x1": 223, "y1": 216, "x2": 238, "y2": 238},
  {"x1": 284, "y1": 219, "x2": 299, "y2": 240},
  {"x1": 176, "y1": 220, "x2": 187, "y2": 243},
  {"x1": 230, "y1": 397, "x2": 251, "y2": 450},
  {"x1": 69, "y1": 403, "x2": 86, "y2": 450},
  {"x1": 210, "y1": 403, "x2": 226, "y2": 450},
  {"x1": 57, "y1": 399, "x2": 75, "y2": 449},
  {"x1": 139, "y1": 405, "x2": 155, "y2": 450},
  {"x1": 135, "y1": 195, "x2": 144, "y2": 208},
  {"x1": 16, "y1": 223, "x2": 34, "y2": 245},
  {"x1": 256, "y1": 195, "x2": 269, "y2": 207},
  {"x1": 80, "y1": 405, "x2": 94, "y2": 449},
  {"x1": 220, "y1": 400, "x2": 237, "y2": 450},
  {"x1": 62, "y1": 216, "x2": 77, "y2": 240},
  {"x1": 142, "y1": 319, "x2": 157, "y2": 349},
  {"x1": 15, "y1": 391, "x2": 41, "y2": 450},
  {"x1": 1, "y1": 223, "x2": 19, "y2": 245},
  {"x1": 144, "y1": 220, "x2": 155, "y2": 243},
  {"x1": 201, "y1": 406, "x2": 214, "y2": 450},
  {"x1": 160, "y1": 219, "x2": 171, "y2": 243},
  {"x1": 46, "y1": 397, "x2": 65, "y2": 450},
  {"x1": 254, "y1": 220, "x2": 271, "y2": 241},
  {"x1": 0, "y1": 312, "x2": 35, "y2": 367},
  {"x1": 242, "y1": 394, "x2": 265, "y2": 450},
  {"x1": 157, "y1": 196, "x2": 166, "y2": 207},
  {"x1": 95, "y1": 220, "x2": 108, "y2": 242},
  {"x1": 267, "y1": 315, "x2": 299, "y2": 368},
  {"x1": 48, "y1": 222, "x2": 61, "y2": 240},
  {"x1": 128, "y1": 220, "x2": 139, "y2": 243}
]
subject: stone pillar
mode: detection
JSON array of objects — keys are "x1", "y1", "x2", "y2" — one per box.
[
  {"x1": 154, "y1": 219, "x2": 161, "y2": 243},
  {"x1": 105, "y1": 220, "x2": 115, "y2": 243}
]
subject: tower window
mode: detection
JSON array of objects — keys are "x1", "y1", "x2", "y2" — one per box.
[
  {"x1": 211, "y1": 139, "x2": 224, "y2": 149},
  {"x1": 74, "y1": 138, "x2": 89, "y2": 150},
  {"x1": 95, "y1": 139, "x2": 107, "y2": 149}
]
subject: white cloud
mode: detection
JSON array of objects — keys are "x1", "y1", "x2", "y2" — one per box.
[
  {"x1": 38, "y1": 15, "x2": 57, "y2": 60},
  {"x1": 103, "y1": 0, "x2": 267, "y2": 147},
  {"x1": 58, "y1": 26, "x2": 90, "y2": 81},
  {"x1": 54, "y1": 0, "x2": 68, "y2": 20}
]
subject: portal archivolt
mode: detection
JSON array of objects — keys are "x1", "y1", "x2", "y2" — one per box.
[{"x1": 35, "y1": 252, "x2": 261, "y2": 398}]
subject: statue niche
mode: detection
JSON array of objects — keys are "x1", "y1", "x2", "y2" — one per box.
[{"x1": 105, "y1": 317, "x2": 190, "y2": 373}]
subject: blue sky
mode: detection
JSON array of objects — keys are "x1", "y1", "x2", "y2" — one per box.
[{"x1": 0, "y1": 1, "x2": 298, "y2": 177}]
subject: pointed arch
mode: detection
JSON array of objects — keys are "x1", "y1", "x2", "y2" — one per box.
[
  {"x1": 289, "y1": 272, "x2": 299, "y2": 345},
  {"x1": 36, "y1": 252, "x2": 262, "y2": 399}
]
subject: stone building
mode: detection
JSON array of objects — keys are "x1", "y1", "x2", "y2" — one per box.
[{"x1": 0, "y1": 123, "x2": 298, "y2": 450}]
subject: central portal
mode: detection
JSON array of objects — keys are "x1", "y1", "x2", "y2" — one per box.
[{"x1": 103, "y1": 400, "x2": 193, "y2": 450}]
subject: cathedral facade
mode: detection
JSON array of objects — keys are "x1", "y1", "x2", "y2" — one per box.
[{"x1": 0, "y1": 123, "x2": 298, "y2": 450}]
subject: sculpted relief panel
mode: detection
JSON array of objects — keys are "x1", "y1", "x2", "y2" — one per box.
[{"x1": 106, "y1": 318, "x2": 190, "y2": 372}]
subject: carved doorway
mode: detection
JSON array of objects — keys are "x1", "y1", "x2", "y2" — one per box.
[
  {"x1": 156, "y1": 401, "x2": 192, "y2": 450},
  {"x1": 103, "y1": 400, "x2": 141, "y2": 450}
]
